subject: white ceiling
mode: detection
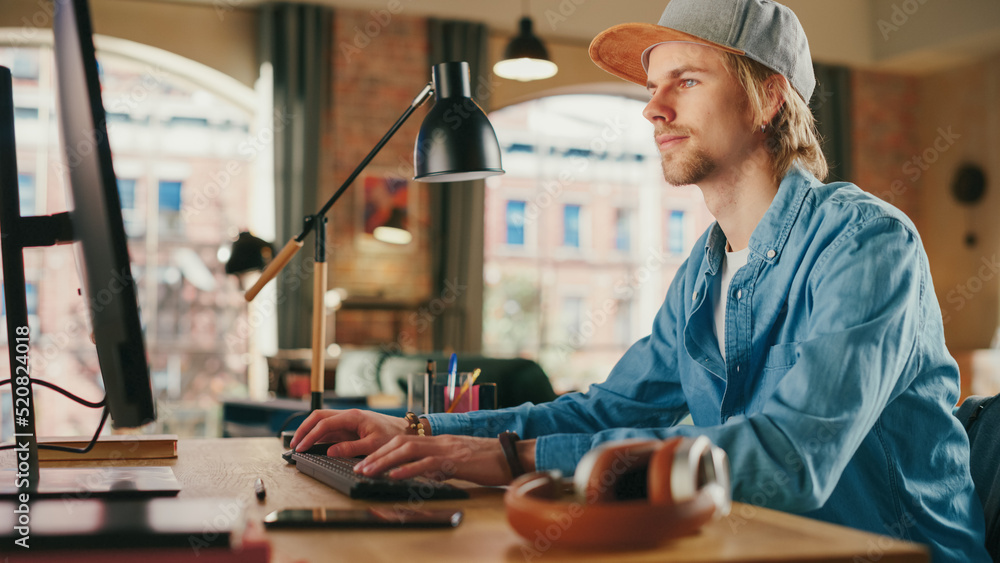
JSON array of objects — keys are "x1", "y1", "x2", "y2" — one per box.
[{"x1": 156, "y1": 0, "x2": 1000, "y2": 72}]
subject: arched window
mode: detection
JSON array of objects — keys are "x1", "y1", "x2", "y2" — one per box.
[
  {"x1": 0, "y1": 37, "x2": 267, "y2": 439},
  {"x1": 483, "y1": 94, "x2": 714, "y2": 392}
]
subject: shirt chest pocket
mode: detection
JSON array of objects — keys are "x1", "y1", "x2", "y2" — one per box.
[
  {"x1": 746, "y1": 341, "x2": 801, "y2": 413},
  {"x1": 763, "y1": 341, "x2": 799, "y2": 372}
]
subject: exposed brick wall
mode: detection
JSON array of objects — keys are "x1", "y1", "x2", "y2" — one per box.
[
  {"x1": 850, "y1": 70, "x2": 922, "y2": 228},
  {"x1": 322, "y1": 8, "x2": 433, "y2": 351}
]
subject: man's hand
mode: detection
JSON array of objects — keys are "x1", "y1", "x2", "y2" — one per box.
[
  {"x1": 289, "y1": 409, "x2": 409, "y2": 457},
  {"x1": 353, "y1": 434, "x2": 530, "y2": 486}
]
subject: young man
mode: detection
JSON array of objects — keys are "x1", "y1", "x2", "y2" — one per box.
[{"x1": 291, "y1": 1, "x2": 989, "y2": 559}]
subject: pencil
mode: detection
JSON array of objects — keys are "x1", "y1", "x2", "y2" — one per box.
[{"x1": 446, "y1": 368, "x2": 481, "y2": 413}]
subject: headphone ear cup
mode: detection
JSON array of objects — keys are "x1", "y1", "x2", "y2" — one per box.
[
  {"x1": 577, "y1": 440, "x2": 660, "y2": 503},
  {"x1": 646, "y1": 437, "x2": 683, "y2": 505}
]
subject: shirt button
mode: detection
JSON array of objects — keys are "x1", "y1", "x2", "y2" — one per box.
[
  {"x1": 766, "y1": 249, "x2": 777, "y2": 258},
  {"x1": 736, "y1": 289, "x2": 742, "y2": 299},
  {"x1": 692, "y1": 291, "x2": 697, "y2": 302}
]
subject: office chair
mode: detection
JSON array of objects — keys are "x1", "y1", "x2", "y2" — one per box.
[{"x1": 956, "y1": 394, "x2": 1000, "y2": 561}]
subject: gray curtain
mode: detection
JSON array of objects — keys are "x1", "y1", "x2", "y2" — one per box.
[
  {"x1": 259, "y1": 3, "x2": 332, "y2": 349},
  {"x1": 426, "y1": 19, "x2": 490, "y2": 354},
  {"x1": 811, "y1": 63, "x2": 852, "y2": 183}
]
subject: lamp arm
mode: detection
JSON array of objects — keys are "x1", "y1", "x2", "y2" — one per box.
[
  {"x1": 243, "y1": 82, "x2": 434, "y2": 303},
  {"x1": 313, "y1": 82, "x2": 433, "y2": 221}
]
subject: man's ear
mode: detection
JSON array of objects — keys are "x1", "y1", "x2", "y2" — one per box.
[{"x1": 762, "y1": 74, "x2": 788, "y2": 124}]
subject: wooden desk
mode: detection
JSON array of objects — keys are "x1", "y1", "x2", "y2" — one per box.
[{"x1": 7, "y1": 438, "x2": 929, "y2": 562}]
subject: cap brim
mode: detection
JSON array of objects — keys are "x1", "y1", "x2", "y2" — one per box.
[{"x1": 589, "y1": 23, "x2": 744, "y2": 86}]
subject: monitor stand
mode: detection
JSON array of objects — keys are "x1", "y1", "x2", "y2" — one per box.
[{"x1": 0, "y1": 467, "x2": 181, "y2": 498}]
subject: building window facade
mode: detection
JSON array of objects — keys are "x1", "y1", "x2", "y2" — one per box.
[
  {"x1": 483, "y1": 94, "x2": 715, "y2": 393},
  {"x1": 506, "y1": 200, "x2": 526, "y2": 246},
  {"x1": 668, "y1": 209, "x2": 686, "y2": 255},
  {"x1": 615, "y1": 208, "x2": 632, "y2": 252},
  {"x1": 563, "y1": 204, "x2": 581, "y2": 248}
]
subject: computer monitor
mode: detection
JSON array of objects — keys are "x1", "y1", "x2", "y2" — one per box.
[
  {"x1": 52, "y1": 0, "x2": 155, "y2": 428},
  {"x1": 0, "y1": 0, "x2": 175, "y2": 497}
]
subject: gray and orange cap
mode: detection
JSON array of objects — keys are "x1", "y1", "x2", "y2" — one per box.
[{"x1": 588, "y1": 0, "x2": 815, "y2": 102}]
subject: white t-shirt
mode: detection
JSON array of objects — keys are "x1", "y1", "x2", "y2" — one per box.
[{"x1": 713, "y1": 246, "x2": 750, "y2": 363}]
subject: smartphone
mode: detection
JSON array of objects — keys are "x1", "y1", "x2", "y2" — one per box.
[{"x1": 263, "y1": 507, "x2": 463, "y2": 529}]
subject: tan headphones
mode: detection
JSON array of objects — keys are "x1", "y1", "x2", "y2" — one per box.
[{"x1": 504, "y1": 436, "x2": 731, "y2": 549}]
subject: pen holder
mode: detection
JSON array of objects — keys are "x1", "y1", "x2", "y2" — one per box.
[{"x1": 407, "y1": 372, "x2": 497, "y2": 414}]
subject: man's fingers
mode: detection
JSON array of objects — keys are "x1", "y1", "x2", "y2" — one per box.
[
  {"x1": 356, "y1": 438, "x2": 425, "y2": 476},
  {"x1": 290, "y1": 410, "x2": 333, "y2": 449},
  {"x1": 331, "y1": 434, "x2": 380, "y2": 459},
  {"x1": 388, "y1": 457, "x2": 441, "y2": 481}
]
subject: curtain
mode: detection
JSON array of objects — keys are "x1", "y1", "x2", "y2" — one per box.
[
  {"x1": 259, "y1": 3, "x2": 332, "y2": 349},
  {"x1": 811, "y1": 63, "x2": 853, "y2": 183},
  {"x1": 426, "y1": 19, "x2": 490, "y2": 353}
]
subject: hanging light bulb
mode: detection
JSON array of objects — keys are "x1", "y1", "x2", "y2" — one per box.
[{"x1": 494, "y1": 13, "x2": 558, "y2": 82}]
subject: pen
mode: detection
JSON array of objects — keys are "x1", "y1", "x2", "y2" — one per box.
[
  {"x1": 447, "y1": 353, "x2": 458, "y2": 402},
  {"x1": 254, "y1": 477, "x2": 266, "y2": 501},
  {"x1": 446, "y1": 368, "x2": 481, "y2": 414}
]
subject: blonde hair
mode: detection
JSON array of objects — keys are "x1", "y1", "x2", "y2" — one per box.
[{"x1": 722, "y1": 52, "x2": 828, "y2": 183}]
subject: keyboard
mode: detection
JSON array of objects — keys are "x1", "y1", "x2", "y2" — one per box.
[{"x1": 289, "y1": 452, "x2": 470, "y2": 501}]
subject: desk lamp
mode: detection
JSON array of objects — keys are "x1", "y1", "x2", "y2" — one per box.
[{"x1": 244, "y1": 61, "x2": 503, "y2": 412}]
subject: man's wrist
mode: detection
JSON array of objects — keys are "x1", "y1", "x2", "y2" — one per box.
[
  {"x1": 419, "y1": 416, "x2": 433, "y2": 436},
  {"x1": 516, "y1": 438, "x2": 536, "y2": 473}
]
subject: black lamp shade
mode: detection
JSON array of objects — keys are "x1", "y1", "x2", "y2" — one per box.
[
  {"x1": 493, "y1": 17, "x2": 558, "y2": 82},
  {"x1": 504, "y1": 17, "x2": 551, "y2": 61},
  {"x1": 225, "y1": 231, "x2": 273, "y2": 275},
  {"x1": 414, "y1": 61, "x2": 504, "y2": 182}
]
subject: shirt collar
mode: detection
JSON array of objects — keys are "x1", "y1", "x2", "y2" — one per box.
[{"x1": 703, "y1": 166, "x2": 818, "y2": 272}]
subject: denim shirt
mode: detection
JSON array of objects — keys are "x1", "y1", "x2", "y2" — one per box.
[{"x1": 427, "y1": 167, "x2": 989, "y2": 562}]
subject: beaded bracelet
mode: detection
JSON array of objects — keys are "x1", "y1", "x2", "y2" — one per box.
[{"x1": 404, "y1": 412, "x2": 425, "y2": 436}]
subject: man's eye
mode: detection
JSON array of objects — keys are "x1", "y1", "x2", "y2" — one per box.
[{"x1": 681, "y1": 79, "x2": 698, "y2": 88}]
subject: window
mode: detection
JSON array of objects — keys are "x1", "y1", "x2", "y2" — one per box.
[
  {"x1": 117, "y1": 178, "x2": 137, "y2": 210},
  {"x1": 0, "y1": 284, "x2": 37, "y2": 315},
  {"x1": 615, "y1": 208, "x2": 632, "y2": 252},
  {"x1": 14, "y1": 107, "x2": 38, "y2": 120},
  {"x1": 563, "y1": 204, "x2": 581, "y2": 248},
  {"x1": 614, "y1": 299, "x2": 632, "y2": 346},
  {"x1": 10, "y1": 51, "x2": 39, "y2": 80},
  {"x1": 668, "y1": 210, "x2": 686, "y2": 255},
  {"x1": 0, "y1": 43, "x2": 261, "y2": 439},
  {"x1": 506, "y1": 200, "x2": 526, "y2": 246},
  {"x1": 17, "y1": 173, "x2": 35, "y2": 216},
  {"x1": 24, "y1": 283, "x2": 38, "y2": 316},
  {"x1": 158, "y1": 180, "x2": 183, "y2": 212},
  {"x1": 483, "y1": 94, "x2": 713, "y2": 393},
  {"x1": 562, "y1": 296, "x2": 584, "y2": 339}
]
